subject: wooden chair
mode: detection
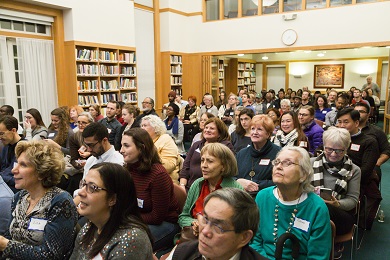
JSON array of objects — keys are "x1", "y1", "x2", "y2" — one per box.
[
  {"x1": 314, "y1": 118, "x2": 324, "y2": 128},
  {"x1": 173, "y1": 183, "x2": 187, "y2": 213}
]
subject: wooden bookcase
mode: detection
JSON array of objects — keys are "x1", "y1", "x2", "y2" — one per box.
[
  {"x1": 170, "y1": 54, "x2": 183, "y2": 96},
  {"x1": 226, "y1": 58, "x2": 256, "y2": 95},
  {"x1": 211, "y1": 57, "x2": 226, "y2": 102},
  {"x1": 384, "y1": 53, "x2": 390, "y2": 134},
  {"x1": 64, "y1": 41, "x2": 137, "y2": 111}
]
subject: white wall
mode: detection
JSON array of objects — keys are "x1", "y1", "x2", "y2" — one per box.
[{"x1": 288, "y1": 59, "x2": 379, "y2": 91}]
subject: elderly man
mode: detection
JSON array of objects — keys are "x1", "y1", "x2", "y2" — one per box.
[
  {"x1": 362, "y1": 76, "x2": 380, "y2": 98},
  {"x1": 133, "y1": 97, "x2": 158, "y2": 127},
  {"x1": 166, "y1": 188, "x2": 265, "y2": 260}
]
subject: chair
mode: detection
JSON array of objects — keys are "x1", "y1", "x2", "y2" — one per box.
[
  {"x1": 173, "y1": 183, "x2": 187, "y2": 213},
  {"x1": 314, "y1": 118, "x2": 324, "y2": 128}
]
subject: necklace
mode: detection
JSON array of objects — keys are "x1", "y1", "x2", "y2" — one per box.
[
  {"x1": 273, "y1": 191, "x2": 301, "y2": 245},
  {"x1": 249, "y1": 157, "x2": 255, "y2": 181}
]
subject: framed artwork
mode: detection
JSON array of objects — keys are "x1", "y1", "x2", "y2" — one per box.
[{"x1": 314, "y1": 64, "x2": 345, "y2": 88}]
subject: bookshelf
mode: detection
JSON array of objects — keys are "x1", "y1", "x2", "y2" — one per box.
[
  {"x1": 226, "y1": 58, "x2": 256, "y2": 95},
  {"x1": 384, "y1": 53, "x2": 390, "y2": 134},
  {"x1": 170, "y1": 54, "x2": 183, "y2": 96},
  {"x1": 65, "y1": 42, "x2": 137, "y2": 111},
  {"x1": 211, "y1": 57, "x2": 226, "y2": 102}
]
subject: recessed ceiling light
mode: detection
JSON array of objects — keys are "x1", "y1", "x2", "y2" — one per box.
[
  {"x1": 317, "y1": 53, "x2": 325, "y2": 57},
  {"x1": 262, "y1": 55, "x2": 269, "y2": 60},
  {"x1": 237, "y1": 54, "x2": 244, "y2": 57}
]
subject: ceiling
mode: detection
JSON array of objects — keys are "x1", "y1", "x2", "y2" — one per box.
[{"x1": 224, "y1": 46, "x2": 390, "y2": 62}]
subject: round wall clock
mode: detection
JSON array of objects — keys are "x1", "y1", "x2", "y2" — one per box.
[{"x1": 282, "y1": 29, "x2": 298, "y2": 46}]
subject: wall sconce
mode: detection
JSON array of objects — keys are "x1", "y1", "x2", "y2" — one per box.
[
  {"x1": 262, "y1": 55, "x2": 269, "y2": 60},
  {"x1": 360, "y1": 74, "x2": 369, "y2": 77},
  {"x1": 293, "y1": 75, "x2": 302, "y2": 78},
  {"x1": 283, "y1": 14, "x2": 297, "y2": 21}
]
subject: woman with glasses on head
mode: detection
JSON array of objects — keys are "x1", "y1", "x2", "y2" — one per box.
[
  {"x1": 70, "y1": 163, "x2": 153, "y2": 260},
  {"x1": 23, "y1": 108, "x2": 48, "y2": 141},
  {"x1": 251, "y1": 146, "x2": 331, "y2": 259},
  {"x1": 178, "y1": 143, "x2": 243, "y2": 238},
  {"x1": 191, "y1": 112, "x2": 215, "y2": 145},
  {"x1": 69, "y1": 105, "x2": 84, "y2": 130},
  {"x1": 230, "y1": 108, "x2": 254, "y2": 153},
  {"x1": 120, "y1": 128, "x2": 179, "y2": 251},
  {"x1": 311, "y1": 127, "x2": 361, "y2": 258},
  {"x1": 0, "y1": 141, "x2": 78, "y2": 259}
]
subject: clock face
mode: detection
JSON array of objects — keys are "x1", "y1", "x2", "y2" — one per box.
[{"x1": 282, "y1": 29, "x2": 297, "y2": 46}]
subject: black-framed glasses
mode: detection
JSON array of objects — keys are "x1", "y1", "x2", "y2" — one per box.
[
  {"x1": 79, "y1": 180, "x2": 107, "y2": 194},
  {"x1": 355, "y1": 109, "x2": 368, "y2": 114},
  {"x1": 324, "y1": 147, "x2": 345, "y2": 155},
  {"x1": 142, "y1": 101, "x2": 152, "y2": 105},
  {"x1": 77, "y1": 121, "x2": 89, "y2": 126},
  {"x1": 84, "y1": 141, "x2": 99, "y2": 149},
  {"x1": 196, "y1": 212, "x2": 235, "y2": 234},
  {"x1": 272, "y1": 159, "x2": 299, "y2": 168}
]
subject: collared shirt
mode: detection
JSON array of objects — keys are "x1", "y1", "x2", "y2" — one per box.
[{"x1": 83, "y1": 145, "x2": 124, "y2": 178}]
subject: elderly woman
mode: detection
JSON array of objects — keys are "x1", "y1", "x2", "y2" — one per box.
[
  {"x1": 231, "y1": 108, "x2": 254, "y2": 153},
  {"x1": 236, "y1": 115, "x2": 281, "y2": 194},
  {"x1": 180, "y1": 117, "x2": 234, "y2": 191},
  {"x1": 251, "y1": 146, "x2": 331, "y2": 259},
  {"x1": 218, "y1": 93, "x2": 237, "y2": 127},
  {"x1": 141, "y1": 115, "x2": 181, "y2": 184},
  {"x1": 198, "y1": 94, "x2": 218, "y2": 121},
  {"x1": 279, "y1": 99, "x2": 291, "y2": 115},
  {"x1": 70, "y1": 163, "x2": 153, "y2": 259},
  {"x1": 191, "y1": 112, "x2": 215, "y2": 146},
  {"x1": 23, "y1": 108, "x2": 48, "y2": 141},
  {"x1": 311, "y1": 127, "x2": 361, "y2": 256},
  {"x1": 298, "y1": 105, "x2": 324, "y2": 154},
  {"x1": 0, "y1": 141, "x2": 78, "y2": 259},
  {"x1": 121, "y1": 128, "x2": 179, "y2": 251},
  {"x1": 178, "y1": 143, "x2": 243, "y2": 235},
  {"x1": 88, "y1": 104, "x2": 104, "y2": 122},
  {"x1": 179, "y1": 95, "x2": 200, "y2": 143},
  {"x1": 164, "y1": 102, "x2": 185, "y2": 154},
  {"x1": 273, "y1": 111, "x2": 309, "y2": 151}
]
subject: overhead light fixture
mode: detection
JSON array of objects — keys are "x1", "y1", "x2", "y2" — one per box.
[
  {"x1": 282, "y1": 14, "x2": 297, "y2": 21},
  {"x1": 317, "y1": 53, "x2": 325, "y2": 57},
  {"x1": 237, "y1": 54, "x2": 244, "y2": 57},
  {"x1": 262, "y1": 55, "x2": 269, "y2": 60},
  {"x1": 304, "y1": 50, "x2": 312, "y2": 53},
  {"x1": 293, "y1": 75, "x2": 302, "y2": 78},
  {"x1": 360, "y1": 74, "x2": 369, "y2": 77}
]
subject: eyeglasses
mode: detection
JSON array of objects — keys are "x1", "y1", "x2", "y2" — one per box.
[
  {"x1": 272, "y1": 159, "x2": 299, "y2": 168},
  {"x1": 298, "y1": 113, "x2": 309, "y2": 117},
  {"x1": 196, "y1": 212, "x2": 235, "y2": 234},
  {"x1": 142, "y1": 101, "x2": 152, "y2": 105},
  {"x1": 84, "y1": 141, "x2": 99, "y2": 149},
  {"x1": 355, "y1": 110, "x2": 368, "y2": 114},
  {"x1": 324, "y1": 147, "x2": 345, "y2": 155},
  {"x1": 77, "y1": 121, "x2": 89, "y2": 126},
  {"x1": 79, "y1": 180, "x2": 107, "y2": 194}
]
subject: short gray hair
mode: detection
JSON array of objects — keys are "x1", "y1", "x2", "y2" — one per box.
[
  {"x1": 275, "y1": 146, "x2": 314, "y2": 193},
  {"x1": 142, "y1": 115, "x2": 166, "y2": 136},
  {"x1": 280, "y1": 99, "x2": 291, "y2": 107},
  {"x1": 203, "y1": 94, "x2": 214, "y2": 105},
  {"x1": 204, "y1": 188, "x2": 259, "y2": 235},
  {"x1": 78, "y1": 112, "x2": 94, "y2": 123},
  {"x1": 323, "y1": 126, "x2": 351, "y2": 150}
]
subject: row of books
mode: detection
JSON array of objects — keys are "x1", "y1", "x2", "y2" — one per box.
[
  {"x1": 170, "y1": 65, "x2": 182, "y2": 74},
  {"x1": 171, "y1": 87, "x2": 182, "y2": 96},
  {"x1": 120, "y1": 67, "x2": 136, "y2": 76},
  {"x1": 76, "y1": 49, "x2": 99, "y2": 61},
  {"x1": 171, "y1": 76, "x2": 182, "y2": 85},
  {"x1": 120, "y1": 78, "x2": 136, "y2": 89},
  {"x1": 99, "y1": 51, "x2": 117, "y2": 62},
  {"x1": 100, "y1": 65, "x2": 119, "y2": 76},
  {"x1": 170, "y1": 55, "x2": 182, "y2": 64},
  {"x1": 219, "y1": 63, "x2": 224, "y2": 70},
  {"x1": 78, "y1": 95, "x2": 99, "y2": 106},
  {"x1": 77, "y1": 64, "x2": 99, "y2": 76},
  {"x1": 119, "y1": 52, "x2": 136, "y2": 63},
  {"x1": 101, "y1": 80, "x2": 119, "y2": 90},
  {"x1": 77, "y1": 80, "x2": 99, "y2": 92},
  {"x1": 101, "y1": 93, "x2": 118, "y2": 104},
  {"x1": 120, "y1": 92, "x2": 137, "y2": 103}
]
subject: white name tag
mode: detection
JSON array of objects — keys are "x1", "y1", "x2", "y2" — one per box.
[
  {"x1": 293, "y1": 217, "x2": 310, "y2": 232},
  {"x1": 259, "y1": 159, "x2": 270, "y2": 165},
  {"x1": 48, "y1": 133, "x2": 55, "y2": 138},
  {"x1": 322, "y1": 111, "x2": 327, "y2": 114},
  {"x1": 107, "y1": 128, "x2": 112, "y2": 134},
  {"x1": 137, "y1": 198, "x2": 144, "y2": 208},
  {"x1": 195, "y1": 148, "x2": 201, "y2": 153},
  {"x1": 207, "y1": 109, "x2": 211, "y2": 113},
  {"x1": 92, "y1": 253, "x2": 103, "y2": 260},
  {"x1": 28, "y1": 217, "x2": 47, "y2": 231},
  {"x1": 350, "y1": 143, "x2": 360, "y2": 151},
  {"x1": 299, "y1": 141, "x2": 307, "y2": 148},
  {"x1": 230, "y1": 112, "x2": 234, "y2": 116}
]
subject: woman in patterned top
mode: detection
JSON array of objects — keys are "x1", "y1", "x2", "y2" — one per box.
[
  {"x1": 70, "y1": 163, "x2": 153, "y2": 260},
  {"x1": 0, "y1": 140, "x2": 78, "y2": 259}
]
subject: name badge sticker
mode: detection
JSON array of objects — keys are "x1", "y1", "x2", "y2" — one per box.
[
  {"x1": 48, "y1": 133, "x2": 55, "y2": 138},
  {"x1": 207, "y1": 109, "x2": 211, "y2": 113},
  {"x1": 293, "y1": 217, "x2": 310, "y2": 232},
  {"x1": 230, "y1": 112, "x2": 234, "y2": 116},
  {"x1": 195, "y1": 148, "x2": 201, "y2": 153},
  {"x1": 137, "y1": 198, "x2": 144, "y2": 208},
  {"x1": 107, "y1": 128, "x2": 112, "y2": 134},
  {"x1": 322, "y1": 110, "x2": 327, "y2": 114},
  {"x1": 28, "y1": 217, "x2": 48, "y2": 231},
  {"x1": 350, "y1": 144, "x2": 360, "y2": 151},
  {"x1": 299, "y1": 141, "x2": 307, "y2": 148},
  {"x1": 259, "y1": 159, "x2": 270, "y2": 165}
]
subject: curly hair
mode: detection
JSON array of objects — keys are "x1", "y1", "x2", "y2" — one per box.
[
  {"x1": 141, "y1": 115, "x2": 167, "y2": 137},
  {"x1": 49, "y1": 107, "x2": 70, "y2": 147},
  {"x1": 15, "y1": 140, "x2": 64, "y2": 188}
]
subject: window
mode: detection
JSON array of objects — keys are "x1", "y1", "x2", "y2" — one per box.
[{"x1": 0, "y1": 18, "x2": 50, "y2": 35}]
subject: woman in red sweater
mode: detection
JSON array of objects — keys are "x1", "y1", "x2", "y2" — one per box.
[{"x1": 120, "y1": 128, "x2": 180, "y2": 251}]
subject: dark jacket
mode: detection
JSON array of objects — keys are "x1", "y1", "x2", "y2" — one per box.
[{"x1": 303, "y1": 121, "x2": 324, "y2": 154}]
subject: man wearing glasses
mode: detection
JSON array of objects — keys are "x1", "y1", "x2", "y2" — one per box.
[
  {"x1": 0, "y1": 116, "x2": 25, "y2": 192},
  {"x1": 133, "y1": 97, "x2": 157, "y2": 127},
  {"x1": 165, "y1": 188, "x2": 265, "y2": 260},
  {"x1": 73, "y1": 122, "x2": 123, "y2": 204},
  {"x1": 336, "y1": 107, "x2": 381, "y2": 230}
]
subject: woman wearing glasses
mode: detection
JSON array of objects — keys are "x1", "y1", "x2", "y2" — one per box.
[
  {"x1": 0, "y1": 141, "x2": 78, "y2": 259},
  {"x1": 311, "y1": 127, "x2": 361, "y2": 258},
  {"x1": 251, "y1": 146, "x2": 331, "y2": 259},
  {"x1": 178, "y1": 143, "x2": 242, "y2": 239},
  {"x1": 70, "y1": 162, "x2": 153, "y2": 259},
  {"x1": 22, "y1": 108, "x2": 48, "y2": 141}
]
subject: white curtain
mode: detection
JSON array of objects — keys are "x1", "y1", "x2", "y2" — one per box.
[
  {"x1": 16, "y1": 38, "x2": 58, "y2": 126},
  {"x1": 0, "y1": 36, "x2": 14, "y2": 107}
]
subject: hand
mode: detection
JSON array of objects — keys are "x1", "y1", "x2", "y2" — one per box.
[
  {"x1": 43, "y1": 139, "x2": 61, "y2": 150},
  {"x1": 192, "y1": 220, "x2": 199, "y2": 237},
  {"x1": 23, "y1": 120, "x2": 31, "y2": 130},
  {"x1": 78, "y1": 150, "x2": 91, "y2": 159},
  {"x1": 323, "y1": 195, "x2": 340, "y2": 207},
  {"x1": 237, "y1": 178, "x2": 259, "y2": 192},
  {"x1": 183, "y1": 120, "x2": 190, "y2": 124},
  {"x1": 0, "y1": 235, "x2": 9, "y2": 251}
]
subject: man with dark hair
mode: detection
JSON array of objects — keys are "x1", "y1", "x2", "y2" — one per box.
[
  {"x1": 73, "y1": 122, "x2": 123, "y2": 203},
  {"x1": 327, "y1": 89, "x2": 338, "y2": 108},
  {"x1": 134, "y1": 97, "x2": 158, "y2": 127},
  {"x1": 354, "y1": 102, "x2": 390, "y2": 179},
  {"x1": 292, "y1": 96, "x2": 302, "y2": 113},
  {"x1": 98, "y1": 100, "x2": 122, "y2": 150},
  {"x1": 166, "y1": 188, "x2": 266, "y2": 260},
  {"x1": 325, "y1": 94, "x2": 348, "y2": 127},
  {"x1": 0, "y1": 116, "x2": 25, "y2": 192},
  {"x1": 0, "y1": 105, "x2": 23, "y2": 135},
  {"x1": 336, "y1": 107, "x2": 381, "y2": 230},
  {"x1": 274, "y1": 89, "x2": 285, "y2": 109},
  {"x1": 301, "y1": 90, "x2": 313, "y2": 106}
]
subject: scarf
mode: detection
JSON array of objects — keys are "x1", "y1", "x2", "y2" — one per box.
[
  {"x1": 274, "y1": 129, "x2": 298, "y2": 147},
  {"x1": 165, "y1": 116, "x2": 179, "y2": 135},
  {"x1": 311, "y1": 152, "x2": 353, "y2": 199}
]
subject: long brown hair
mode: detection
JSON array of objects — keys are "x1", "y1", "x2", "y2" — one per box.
[{"x1": 49, "y1": 107, "x2": 70, "y2": 146}]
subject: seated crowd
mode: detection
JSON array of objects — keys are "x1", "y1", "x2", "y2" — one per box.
[{"x1": 0, "y1": 82, "x2": 387, "y2": 259}]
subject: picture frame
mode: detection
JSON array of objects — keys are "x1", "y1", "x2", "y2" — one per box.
[{"x1": 313, "y1": 64, "x2": 345, "y2": 88}]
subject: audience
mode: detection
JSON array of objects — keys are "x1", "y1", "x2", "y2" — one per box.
[
  {"x1": 98, "y1": 100, "x2": 122, "y2": 150},
  {"x1": 69, "y1": 105, "x2": 84, "y2": 130},
  {"x1": 45, "y1": 107, "x2": 74, "y2": 155},
  {"x1": 133, "y1": 97, "x2": 158, "y2": 127},
  {"x1": 70, "y1": 163, "x2": 153, "y2": 259},
  {"x1": 198, "y1": 94, "x2": 218, "y2": 120},
  {"x1": 325, "y1": 94, "x2": 349, "y2": 127},
  {"x1": 179, "y1": 95, "x2": 200, "y2": 143},
  {"x1": 88, "y1": 104, "x2": 104, "y2": 122},
  {"x1": 121, "y1": 128, "x2": 179, "y2": 251},
  {"x1": 116, "y1": 103, "x2": 139, "y2": 150},
  {"x1": 218, "y1": 93, "x2": 237, "y2": 127},
  {"x1": 231, "y1": 108, "x2": 254, "y2": 153},
  {"x1": 0, "y1": 176, "x2": 13, "y2": 235},
  {"x1": 298, "y1": 106, "x2": 324, "y2": 154},
  {"x1": 0, "y1": 141, "x2": 78, "y2": 259},
  {"x1": 23, "y1": 108, "x2": 48, "y2": 141},
  {"x1": 191, "y1": 112, "x2": 215, "y2": 145},
  {"x1": 314, "y1": 95, "x2": 331, "y2": 122},
  {"x1": 164, "y1": 102, "x2": 185, "y2": 154},
  {"x1": 251, "y1": 146, "x2": 331, "y2": 259}
]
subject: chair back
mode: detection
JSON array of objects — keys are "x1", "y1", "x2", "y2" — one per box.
[{"x1": 173, "y1": 183, "x2": 187, "y2": 213}]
